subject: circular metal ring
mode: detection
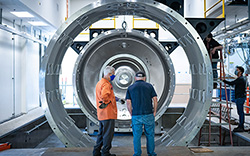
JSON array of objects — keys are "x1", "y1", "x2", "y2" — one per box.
[
  {"x1": 73, "y1": 29, "x2": 175, "y2": 127},
  {"x1": 40, "y1": 0, "x2": 212, "y2": 147}
]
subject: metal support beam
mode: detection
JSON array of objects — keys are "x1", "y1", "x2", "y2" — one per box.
[
  {"x1": 0, "y1": 8, "x2": 2, "y2": 25},
  {"x1": 228, "y1": 0, "x2": 248, "y2": 6},
  {"x1": 213, "y1": 19, "x2": 249, "y2": 39},
  {"x1": 249, "y1": 0, "x2": 250, "y2": 19},
  {"x1": 186, "y1": 18, "x2": 224, "y2": 40},
  {"x1": 155, "y1": 0, "x2": 184, "y2": 16},
  {"x1": 134, "y1": 29, "x2": 159, "y2": 40},
  {"x1": 39, "y1": 30, "x2": 42, "y2": 107},
  {"x1": 0, "y1": 24, "x2": 46, "y2": 45},
  {"x1": 75, "y1": 29, "x2": 178, "y2": 55},
  {"x1": 89, "y1": 28, "x2": 114, "y2": 40},
  {"x1": 160, "y1": 42, "x2": 179, "y2": 54},
  {"x1": 71, "y1": 41, "x2": 88, "y2": 54}
]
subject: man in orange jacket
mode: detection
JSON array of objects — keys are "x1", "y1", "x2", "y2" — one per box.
[{"x1": 93, "y1": 66, "x2": 117, "y2": 156}]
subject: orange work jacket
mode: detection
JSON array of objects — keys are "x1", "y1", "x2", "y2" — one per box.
[{"x1": 96, "y1": 78, "x2": 117, "y2": 121}]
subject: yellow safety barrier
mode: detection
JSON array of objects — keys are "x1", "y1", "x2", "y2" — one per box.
[
  {"x1": 89, "y1": 17, "x2": 116, "y2": 29},
  {"x1": 89, "y1": 16, "x2": 160, "y2": 30},
  {"x1": 79, "y1": 33, "x2": 90, "y2": 35},
  {"x1": 204, "y1": 0, "x2": 225, "y2": 18},
  {"x1": 133, "y1": 16, "x2": 159, "y2": 29}
]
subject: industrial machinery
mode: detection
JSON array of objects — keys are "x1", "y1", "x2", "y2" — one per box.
[
  {"x1": 73, "y1": 29, "x2": 175, "y2": 133},
  {"x1": 40, "y1": 0, "x2": 213, "y2": 147}
]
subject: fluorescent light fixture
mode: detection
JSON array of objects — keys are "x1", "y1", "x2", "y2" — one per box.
[
  {"x1": 28, "y1": 21, "x2": 48, "y2": 26},
  {"x1": 11, "y1": 11, "x2": 34, "y2": 18}
]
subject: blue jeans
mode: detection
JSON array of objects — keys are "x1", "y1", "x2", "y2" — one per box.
[
  {"x1": 235, "y1": 98, "x2": 245, "y2": 128},
  {"x1": 132, "y1": 113, "x2": 156, "y2": 156}
]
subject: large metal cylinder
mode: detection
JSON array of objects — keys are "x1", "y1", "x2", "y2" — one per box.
[
  {"x1": 40, "y1": 0, "x2": 213, "y2": 147},
  {"x1": 73, "y1": 29, "x2": 175, "y2": 132}
]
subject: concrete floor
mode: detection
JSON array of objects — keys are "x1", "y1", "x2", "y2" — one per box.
[
  {"x1": 1, "y1": 131, "x2": 250, "y2": 156},
  {"x1": 2, "y1": 100, "x2": 250, "y2": 155},
  {"x1": 2, "y1": 146, "x2": 250, "y2": 156},
  {"x1": 35, "y1": 131, "x2": 163, "y2": 148}
]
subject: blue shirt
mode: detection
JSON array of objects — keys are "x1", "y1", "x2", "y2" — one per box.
[{"x1": 125, "y1": 80, "x2": 157, "y2": 115}]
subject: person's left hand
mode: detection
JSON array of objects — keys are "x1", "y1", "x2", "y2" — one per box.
[
  {"x1": 116, "y1": 97, "x2": 125, "y2": 104},
  {"x1": 211, "y1": 48, "x2": 216, "y2": 54},
  {"x1": 120, "y1": 99, "x2": 125, "y2": 104}
]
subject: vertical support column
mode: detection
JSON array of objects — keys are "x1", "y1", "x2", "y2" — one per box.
[
  {"x1": 20, "y1": 19, "x2": 23, "y2": 31},
  {"x1": 222, "y1": 0, "x2": 225, "y2": 18},
  {"x1": 219, "y1": 52, "x2": 222, "y2": 146},
  {"x1": 209, "y1": 107, "x2": 211, "y2": 146},
  {"x1": 66, "y1": 0, "x2": 68, "y2": 20},
  {"x1": 0, "y1": 8, "x2": 2, "y2": 25},
  {"x1": 39, "y1": 30, "x2": 42, "y2": 107},
  {"x1": 12, "y1": 34, "x2": 15, "y2": 117},
  {"x1": 248, "y1": 0, "x2": 250, "y2": 20},
  {"x1": 12, "y1": 20, "x2": 15, "y2": 28},
  {"x1": 204, "y1": 0, "x2": 206, "y2": 18}
]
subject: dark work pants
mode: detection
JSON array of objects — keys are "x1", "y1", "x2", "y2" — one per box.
[
  {"x1": 235, "y1": 98, "x2": 245, "y2": 128},
  {"x1": 93, "y1": 119, "x2": 115, "y2": 156}
]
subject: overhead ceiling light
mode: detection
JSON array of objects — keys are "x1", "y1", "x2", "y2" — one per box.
[
  {"x1": 10, "y1": 11, "x2": 34, "y2": 18},
  {"x1": 28, "y1": 21, "x2": 48, "y2": 26}
]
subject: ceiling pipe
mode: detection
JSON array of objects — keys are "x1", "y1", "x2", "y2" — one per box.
[{"x1": 0, "y1": 24, "x2": 47, "y2": 46}]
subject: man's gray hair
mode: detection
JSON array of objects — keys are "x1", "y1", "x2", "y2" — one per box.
[{"x1": 104, "y1": 66, "x2": 115, "y2": 76}]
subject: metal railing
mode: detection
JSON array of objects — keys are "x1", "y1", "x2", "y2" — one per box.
[{"x1": 204, "y1": 0, "x2": 225, "y2": 18}]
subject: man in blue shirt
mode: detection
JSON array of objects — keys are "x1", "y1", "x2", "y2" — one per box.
[
  {"x1": 126, "y1": 71, "x2": 158, "y2": 156},
  {"x1": 223, "y1": 66, "x2": 246, "y2": 132}
]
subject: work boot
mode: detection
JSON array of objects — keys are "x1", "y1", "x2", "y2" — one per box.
[
  {"x1": 233, "y1": 126, "x2": 244, "y2": 132},
  {"x1": 93, "y1": 152, "x2": 101, "y2": 156}
]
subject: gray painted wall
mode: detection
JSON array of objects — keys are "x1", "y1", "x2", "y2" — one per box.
[
  {"x1": 0, "y1": 0, "x2": 68, "y2": 123},
  {"x1": 70, "y1": 0, "x2": 93, "y2": 16},
  {"x1": 0, "y1": 29, "x2": 14, "y2": 122},
  {"x1": 20, "y1": 0, "x2": 67, "y2": 28},
  {"x1": 0, "y1": 21, "x2": 40, "y2": 123}
]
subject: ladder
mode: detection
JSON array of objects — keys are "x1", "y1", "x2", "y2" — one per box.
[{"x1": 198, "y1": 50, "x2": 233, "y2": 146}]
